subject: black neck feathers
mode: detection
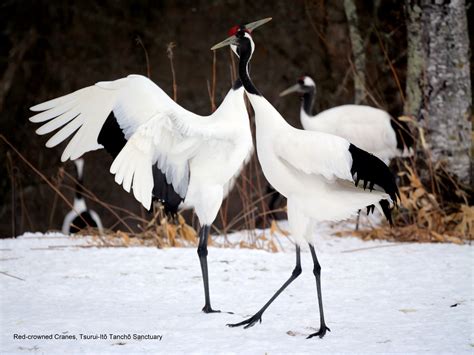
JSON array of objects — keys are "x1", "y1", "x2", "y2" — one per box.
[
  {"x1": 238, "y1": 38, "x2": 261, "y2": 96},
  {"x1": 302, "y1": 89, "x2": 315, "y2": 116},
  {"x1": 232, "y1": 78, "x2": 243, "y2": 90}
]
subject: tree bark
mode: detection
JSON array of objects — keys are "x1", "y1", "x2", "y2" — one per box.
[
  {"x1": 405, "y1": 0, "x2": 472, "y2": 185},
  {"x1": 344, "y1": 0, "x2": 366, "y2": 104}
]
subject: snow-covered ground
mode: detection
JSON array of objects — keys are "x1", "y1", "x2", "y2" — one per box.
[{"x1": 1, "y1": 227, "x2": 473, "y2": 354}]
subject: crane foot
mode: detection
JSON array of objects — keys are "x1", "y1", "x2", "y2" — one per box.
[{"x1": 306, "y1": 325, "x2": 331, "y2": 339}]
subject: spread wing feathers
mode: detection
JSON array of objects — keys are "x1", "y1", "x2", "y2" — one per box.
[
  {"x1": 274, "y1": 129, "x2": 354, "y2": 182},
  {"x1": 29, "y1": 74, "x2": 228, "y2": 163},
  {"x1": 109, "y1": 115, "x2": 202, "y2": 209},
  {"x1": 30, "y1": 84, "x2": 121, "y2": 161},
  {"x1": 110, "y1": 132, "x2": 155, "y2": 209},
  {"x1": 348, "y1": 144, "x2": 400, "y2": 203}
]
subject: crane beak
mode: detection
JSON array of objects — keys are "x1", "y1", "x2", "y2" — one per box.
[
  {"x1": 211, "y1": 17, "x2": 272, "y2": 50},
  {"x1": 244, "y1": 17, "x2": 272, "y2": 32},
  {"x1": 279, "y1": 84, "x2": 301, "y2": 97},
  {"x1": 211, "y1": 36, "x2": 238, "y2": 50}
]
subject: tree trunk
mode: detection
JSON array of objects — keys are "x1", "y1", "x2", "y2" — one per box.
[
  {"x1": 405, "y1": 0, "x2": 472, "y2": 185},
  {"x1": 344, "y1": 0, "x2": 366, "y2": 104}
]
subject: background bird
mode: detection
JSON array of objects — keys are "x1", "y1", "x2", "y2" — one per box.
[
  {"x1": 212, "y1": 21, "x2": 399, "y2": 339},
  {"x1": 61, "y1": 158, "x2": 103, "y2": 235},
  {"x1": 274, "y1": 75, "x2": 413, "y2": 228},
  {"x1": 279, "y1": 75, "x2": 414, "y2": 163}
]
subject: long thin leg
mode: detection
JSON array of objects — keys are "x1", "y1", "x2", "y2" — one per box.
[
  {"x1": 197, "y1": 225, "x2": 219, "y2": 313},
  {"x1": 307, "y1": 244, "x2": 331, "y2": 339},
  {"x1": 355, "y1": 209, "x2": 361, "y2": 231},
  {"x1": 228, "y1": 246, "x2": 302, "y2": 328}
]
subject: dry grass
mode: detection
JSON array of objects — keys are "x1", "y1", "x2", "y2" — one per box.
[{"x1": 337, "y1": 117, "x2": 473, "y2": 245}]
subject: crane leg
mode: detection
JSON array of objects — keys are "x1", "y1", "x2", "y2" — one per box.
[
  {"x1": 355, "y1": 209, "x2": 361, "y2": 231},
  {"x1": 307, "y1": 244, "x2": 331, "y2": 339},
  {"x1": 197, "y1": 225, "x2": 219, "y2": 313},
  {"x1": 227, "y1": 246, "x2": 301, "y2": 328}
]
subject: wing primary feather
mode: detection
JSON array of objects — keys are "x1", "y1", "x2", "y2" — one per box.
[
  {"x1": 29, "y1": 99, "x2": 78, "y2": 123},
  {"x1": 348, "y1": 144, "x2": 399, "y2": 204},
  {"x1": 35, "y1": 110, "x2": 80, "y2": 135},
  {"x1": 45, "y1": 115, "x2": 84, "y2": 148}
]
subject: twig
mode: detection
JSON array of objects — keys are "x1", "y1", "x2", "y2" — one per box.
[
  {"x1": 6, "y1": 152, "x2": 16, "y2": 237},
  {"x1": 136, "y1": 36, "x2": 151, "y2": 78},
  {"x1": 0, "y1": 271, "x2": 25, "y2": 281},
  {"x1": 167, "y1": 42, "x2": 178, "y2": 101},
  {"x1": 0, "y1": 134, "x2": 135, "y2": 234},
  {"x1": 341, "y1": 243, "x2": 410, "y2": 253},
  {"x1": 374, "y1": 26, "x2": 405, "y2": 103}
]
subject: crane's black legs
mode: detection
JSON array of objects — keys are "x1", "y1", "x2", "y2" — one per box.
[
  {"x1": 355, "y1": 209, "x2": 361, "y2": 231},
  {"x1": 307, "y1": 244, "x2": 331, "y2": 339},
  {"x1": 227, "y1": 246, "x2": 302, "y2": 328},
  {"x1": 197, "y1": 225, "x2": 219, "y2": 313}
]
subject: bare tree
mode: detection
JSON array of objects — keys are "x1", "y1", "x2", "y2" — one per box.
[
  {"x1": 344, "y1": 0, "x2": 366, "y2": 104},
  {"x1": 405, "y1": 0, "x2": 472, "y2": 185}
]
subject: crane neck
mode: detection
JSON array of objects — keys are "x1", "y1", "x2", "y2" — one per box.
[
  {"x1": 301, "y1": 88, "x2": 315, "y2": 116},
  {"x1": 232, "y1": 78, "x2": 243, "y2": 90},
  {"x1": 238, "y1": 41, "x2": 261, "y2": 96}
]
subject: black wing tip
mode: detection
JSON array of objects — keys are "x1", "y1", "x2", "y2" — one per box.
[
  {"x1": 379, "y1": 199, "x2": 393, "y2": 227},
  {"x1": 349, "y1": 143, "x2": 400, "y2": 203}
]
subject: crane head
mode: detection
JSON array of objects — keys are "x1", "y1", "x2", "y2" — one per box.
[
  {"x1": 211, "y1": 17, "x2": 272, "y2": 55},
  {"x1": 279, "y1": 76, "x2": 316, "y2": 97}
]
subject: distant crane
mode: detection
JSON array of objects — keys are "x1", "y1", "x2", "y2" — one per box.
[
  {"x1": 61, "y1": 158, "x2": 103, "y2": 235},
  {"x1": 28, "y1": 18, "x2": 270, "y2": 312},
  {"x1": 280, "y1": 75, "x2": 414, "y2": 163},
  {"x1": 212, "y1": 20, "x2": 399, "y2": 338},
  {"x1": 277, "y1": 75, "x2": 413, "y2": 229}
]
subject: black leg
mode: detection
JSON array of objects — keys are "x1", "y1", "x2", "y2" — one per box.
[
  {"x1": 197, "y1": 225, "x2": 219, "y2": 313},
  {"x1": 307, "y1": 244, "x2": 331, "y2": 339},
  {"x1": 228, "y1": 246, "x2": 302, "y2": 329},
  {"x1": 355, "y1": 209, "x2": 361, "y2": 231}
]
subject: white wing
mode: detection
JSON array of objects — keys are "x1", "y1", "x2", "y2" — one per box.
[
  {"x1": 303, "y1": 105, "x2": 398, "y2": 161},
  {"x1": 274, "y1": 127, "x2": 354, "y2": 183},
  {"x1": 30, "y1": 74, "x2": 239, "y2": 209},
  {"x1": 30, "y1": 74, "x2": 229, "y2": 161}
]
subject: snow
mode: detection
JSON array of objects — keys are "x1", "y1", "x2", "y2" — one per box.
[{"x1": 1, "y1": 227, "x2": 473, "y2": 354}]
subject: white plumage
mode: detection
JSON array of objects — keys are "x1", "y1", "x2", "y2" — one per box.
[
  {"x1": 251, "y1": 95, "x2": 393, "y2": 244},
  {"x1": 30, "y1": 74, "x2": 252, "y2": 225},
  {"x1": 280, "y1": 76, "x2": 413, "y2": 164},
  {"x1": 30, "y1": 73, "x2": 253, "y2": 313},
  {"x1": 212, "y1": 23, "x2": 399, "y2": 338}
]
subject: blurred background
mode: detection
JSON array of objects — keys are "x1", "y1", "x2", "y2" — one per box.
[{"x1": 0, "y1": 0, "x2": 472, "y2": 240}]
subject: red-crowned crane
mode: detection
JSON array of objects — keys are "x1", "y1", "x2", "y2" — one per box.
[
  {"x1": 280, "y1": 76, "x2": 414, "y2": 163},
  {"x1": 277, "y1": 76, "x2": 414, "y2": 228},
  {"x1": 29, "y1": 20, "x2": 269, "y2": 313},
  {"x1": 212, "y1": 21, "x2": 399, "y2": 338},
  {"x1": 61, "y1": 158, "x2": 103, "y2": 234}
]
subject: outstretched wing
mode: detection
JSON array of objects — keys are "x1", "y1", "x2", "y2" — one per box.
[
  {"x1": 30, "y1": 74, "x2": 196, "y2": 161},
  {"x1": 30, "y1": 74, "x2": 238, "y2": 209}
]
